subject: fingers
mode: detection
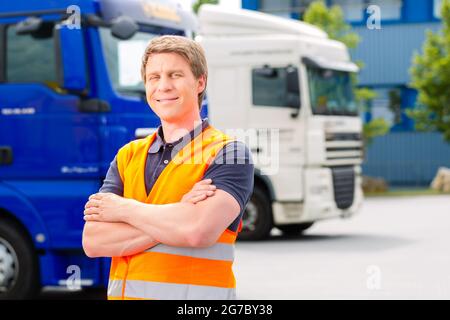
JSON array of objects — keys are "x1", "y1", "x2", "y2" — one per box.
[
  {"x1": 83, "y1": 214, "x2": 99, "y2": 221},
  {"x1": 193, "y1": 184, "x2": 216, "y2": 192},
  {"x1": 195, "y1": 179, "x2": 213, "y2": 186},
  {"x1": 85, "y1": 199, "x2": 101, "y2": 209},
  {"x1": 84, "y1": 193, "x2": 112, "y2": 222},
  {"x1": 89, "y1": 193, "x2": 103, "y2": 201},
  {"x1": 189, "y1": 194, "x2": 207, "y2": 204},
  {"x1": 84, "y1": 206, "x2": 99, "y2": 215},
  {"x1": 187, "y1": 190, "x2": 216, "y2": 204},
  {"x1": 181, "y1": 189, "x2": 216, "y2": 204},
  {"x1": 193, "y1": 190, "x2": 215, "y2": 197},
  {"x1": 180, "y1": 180, "x2": 216, "y2": 204}
]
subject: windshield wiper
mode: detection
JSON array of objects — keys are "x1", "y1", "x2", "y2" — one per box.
[
  {"x1": 338, "y1": 109, "x2": 358, "y2": 116},
  {"x1": 314, "y1": 108, "x2": 357, "y2": 116}
]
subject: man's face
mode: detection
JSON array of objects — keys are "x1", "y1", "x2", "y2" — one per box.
[{"x1": 144, "y1": 52, "x2": 205, "y2": 122}]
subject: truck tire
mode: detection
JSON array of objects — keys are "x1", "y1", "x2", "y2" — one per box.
[
  {"x1": 0, "y1": 219, "x2": 40, "y2": 299},
  {"x1": 277, "y1": 222, "x2": 314, "y2": 236},
  {"x1": 238, "y1": 186, "x2": 273, "y2": 241}
]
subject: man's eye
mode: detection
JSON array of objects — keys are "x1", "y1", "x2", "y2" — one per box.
[
  {"x1": 148, "y1": 76, "x2": 159, "y2": 81},
  {"x1": 172, "y1": 73, "x2": 182, "y2": 78}
]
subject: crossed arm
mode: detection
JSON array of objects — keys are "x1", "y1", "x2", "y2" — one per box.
[
  {"x1": 82, "y1": 220, "x2": 158, "y2": 258},
  {"x1": 82, "y1": 179, "x2": 241, "y2": 258}
]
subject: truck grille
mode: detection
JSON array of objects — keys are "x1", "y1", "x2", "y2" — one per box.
[
  {"x1": 331, "y1": 166, "x2": 355, "y2": 209},
  {"x1": 325, "y1": 132, "x2": 363, "y2": 166}
]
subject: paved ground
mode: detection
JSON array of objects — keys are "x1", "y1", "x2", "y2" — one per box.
[
  {"x1": 38, "y1": 195, "x2": 450, "y2": 300},
  {"x1": 234, "y1": 195, "x2": 450, "y2": 299}
]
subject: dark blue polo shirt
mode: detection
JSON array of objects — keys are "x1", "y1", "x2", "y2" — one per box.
[{"x1": 99, "y1": 118, "x2": 254, "y2": 232}]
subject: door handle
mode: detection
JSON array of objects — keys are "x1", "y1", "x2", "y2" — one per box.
[{"x1": 0, "y1": 146, "x2": 13, "y2": 165}]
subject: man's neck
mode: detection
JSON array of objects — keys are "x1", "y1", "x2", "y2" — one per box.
[{"x1": 161, "y1": 113, "x2": 202, "y2": 143}]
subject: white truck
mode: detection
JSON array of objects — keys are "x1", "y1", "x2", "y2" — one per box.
[{"x1": 197, "y1": 5, "x2": 364, "y2": 240}]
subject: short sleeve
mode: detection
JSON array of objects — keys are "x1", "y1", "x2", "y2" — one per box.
[
  {"x1": 203, "y1": 141, "x2": 254, "y2": 231},
  {"x1": 99, "y1": 156, "x2": 124, "y2": 196}
]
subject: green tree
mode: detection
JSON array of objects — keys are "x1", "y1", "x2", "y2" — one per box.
[
  {"x1": 409, "y1": 0, "x2": 450, "y2": 142},
  {"x1": 193, "y1": 0, "x2": 218, "y2": 14},
  {"x1": 363, "y1": 118, "x2": 390, "y2": 145},
  {"x1": 388, "y1": 88, "x2": 402, "y2": 124},
  {"x1": 303, "y1": 1, "x2": 359, "y2": 49},
  {"x1": 303, "y1": 1, "x2": 389, "y2": 145}
]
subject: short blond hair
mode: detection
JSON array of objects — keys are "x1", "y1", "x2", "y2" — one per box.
[{"x1": 141, "y1": 35, "x2": 208, "y2": 110}]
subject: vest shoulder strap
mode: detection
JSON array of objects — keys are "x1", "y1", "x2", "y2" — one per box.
[{"x1": 116, "y1": 134, "x2": 156, "y2": 183}]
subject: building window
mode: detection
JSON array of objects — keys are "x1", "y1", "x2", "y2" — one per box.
[
  {"x1": 434, "y1": 0, "x2": 442, "y2": 18},
  {"x1": 6, "y1": 22, "x2": 57, "y2": 84},
  {"x1": 369, "y1": 0, "x2": 403, "y2": 20},
  {"x1": 259, "y1": 0, "x2": 318, "y2": 19},
  {"x1": 252, "y1": 65, "x2": 300, "y2": 108},
  {"x1": 331, "y1": 0, "x2": 364, "y2": 22},
  {"x1": 370, "y1": 87, "x2": 402, "y2": 127},
  {"x1": 259, "y1": 0, "x2": 292, "y2": 18}
]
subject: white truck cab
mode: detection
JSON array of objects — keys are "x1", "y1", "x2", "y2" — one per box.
[{"x1": 197, "y1": 5, "x2": 364, "y2": 240}]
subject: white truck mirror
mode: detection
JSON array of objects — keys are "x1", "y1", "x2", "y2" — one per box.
[{"x1": 286, "y1": 66, "x2": 300, "y2": 117}]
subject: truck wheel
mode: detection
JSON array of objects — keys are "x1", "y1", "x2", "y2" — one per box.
[
  {"x1": 238, "y1": 186, "x2": 273, "y2": 241},
  {"x1": 0, "y1": 219, "x2": 40, "y2": 299},
  {"x1": 277, "y1": 222, "x2": 314, "y2": 236}
]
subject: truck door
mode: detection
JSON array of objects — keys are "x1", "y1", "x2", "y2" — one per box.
[
  {"x1": 248, "y1": 64, "x2": 305, "y2": 202},
  {"x1": 0, "y1": 19, "x2": 100, "y2": 249}
]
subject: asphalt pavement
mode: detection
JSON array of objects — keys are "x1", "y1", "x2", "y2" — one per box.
[{"x1": 235, "y1": 195, "x2": 450, "y2": 299}]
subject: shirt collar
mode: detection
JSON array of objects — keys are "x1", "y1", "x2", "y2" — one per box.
[{"x1": 148, "y1": 118, "x2": 210, "y2": 154}]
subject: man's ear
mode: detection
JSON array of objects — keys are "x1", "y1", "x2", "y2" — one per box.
[{"x1": 197, "y1": 74, "x2": 206, "y2": 94}]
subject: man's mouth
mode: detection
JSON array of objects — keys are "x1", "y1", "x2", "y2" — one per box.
[{"x1": 156, "y1": 97, "x2": 179, "y2": 102}]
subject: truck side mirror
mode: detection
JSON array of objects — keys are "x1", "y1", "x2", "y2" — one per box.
[
  {"x1": 286, "y1": 66, "x2": 299, "y2": 94},
  {"x1": 254, "y1": 65, "x2": 278, "y2": 78},
  {"x1": 15, "y1": 17, "x2": 43, "y2": 35},
  {"x1": 54, "y1": 23, "x2": 87, "y2": 92},
  {"x1": 286, "y1": 66, "x2": 300, "y2": 117},
  {"x1": 84, "y1": 14, "x2": 138, "y2": 40},
  {"x1": 110, "y1": 16, "x2": 138, "y2": 40}
]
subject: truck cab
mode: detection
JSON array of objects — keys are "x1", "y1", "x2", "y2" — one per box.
[
  {"x1": 0, "y1": 0, "x2": 198, "y2": 299},
  {"x1": 197, "y1": 5, "x2": 364, "y2": 240}
]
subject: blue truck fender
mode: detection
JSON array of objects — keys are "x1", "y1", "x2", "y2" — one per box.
[{"x1": 0, "y1": 182, "x2": 50, "y2": 250}]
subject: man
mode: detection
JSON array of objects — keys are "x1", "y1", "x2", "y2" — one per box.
[{"x1": 82, "y1": 35, "x2": 254, "y2": 300}]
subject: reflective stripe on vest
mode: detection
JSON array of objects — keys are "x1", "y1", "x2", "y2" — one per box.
[
  {"x1": 107, "y1": 279, "x2": 123, "y2": 298},
  {"x1": 108, "y1": 279, "x2": 236, "y2": 300},
  {"x1": 108, "y1": 125, "x2": 238, "y2": 300},
  {"x1": 145, "y1": 242, "x2": 235, "y2": 261}
]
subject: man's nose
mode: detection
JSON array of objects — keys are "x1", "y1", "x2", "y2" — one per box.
[{"x1": 157, "y1": 76, "x2": 174, "y2": 92}]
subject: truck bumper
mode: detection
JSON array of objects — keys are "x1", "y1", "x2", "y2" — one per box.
[{"x1": 273, "y1": 166, "x2": 363, "y2": 225}]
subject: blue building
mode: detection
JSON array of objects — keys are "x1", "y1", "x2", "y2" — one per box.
[{"x1": 242, "y1": 0, "x2": 450, "y2": 186}]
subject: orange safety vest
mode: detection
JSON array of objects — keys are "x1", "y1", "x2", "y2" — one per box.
[{"x1": 107, "y1": 125, "x2": 241, "y2": 300}]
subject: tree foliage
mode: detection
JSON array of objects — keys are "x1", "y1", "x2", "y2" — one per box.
[
  {"x1": 193, "y1": 0, "x2": 218, "y2": 14},
  {"x1": 303, "y1": 0, "x2": 360, "y2": 49},
  {"x1": 409, "y1": 0, "x2": 450, "y2": 142}
]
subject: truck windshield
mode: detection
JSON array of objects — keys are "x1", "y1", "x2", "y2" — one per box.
[
  {"x1": 99, "y1": 27, "x2": 183, "y2": 97},
  {"x1": 307, "y1": 66, "x2": 357, "y2": 116}
]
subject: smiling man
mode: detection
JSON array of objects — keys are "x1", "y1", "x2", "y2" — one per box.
[{"x1": 82, "y1": 35, "x2": 254, "y2": 300}]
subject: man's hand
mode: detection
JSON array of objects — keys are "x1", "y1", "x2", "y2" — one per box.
[
  {"x1": 181, "y1": 179, "x2": 216, "y2": 204},
  {"x1": 84, "y1": 192, "x2": 137, "y2": 223}
]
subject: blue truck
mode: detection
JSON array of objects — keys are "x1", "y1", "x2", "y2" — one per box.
[{"x1": 0, "y1": 0, "x2": 202, "y2": 299}]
